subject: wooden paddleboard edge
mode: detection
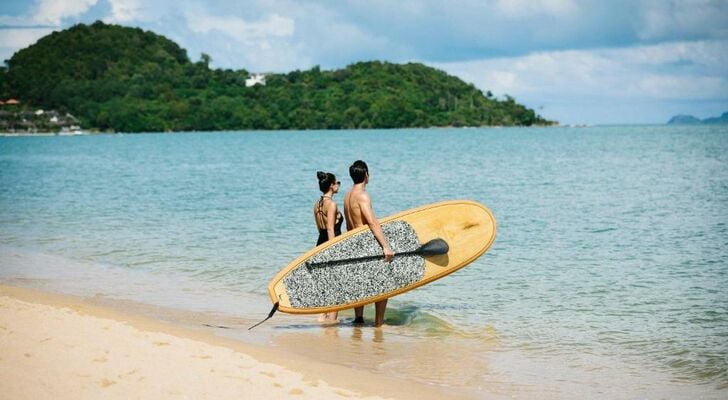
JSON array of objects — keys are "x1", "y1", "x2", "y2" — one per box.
[{"x1": 268, "y1": 199, "x2": 496, "y2": 314}]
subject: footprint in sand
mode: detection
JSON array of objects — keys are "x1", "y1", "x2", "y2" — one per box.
[
  {"x1": 260, "y1": 371, "x2": 276, "y2": 378},
  {"x1": 99, "y1": 378, "x2": 116, "y2": 388},
  {"x1": 289, "y1": 388, "x2": 304, "y2": 395},
  {"x1": 153, "y1": 341, "x2": 170, "y2": 346}
]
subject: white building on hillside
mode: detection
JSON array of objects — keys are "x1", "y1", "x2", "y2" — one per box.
[{"x1": 245, "y1": 73, "x2": 267, "y2": 87}]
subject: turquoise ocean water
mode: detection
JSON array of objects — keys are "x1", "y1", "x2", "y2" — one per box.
[{"x1": 1, "y1": 126, "x2": 727, "y2": 397}]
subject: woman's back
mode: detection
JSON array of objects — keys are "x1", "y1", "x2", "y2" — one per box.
[{"x1": 314, "y1": 196, "x2": 342, "y2": 246}]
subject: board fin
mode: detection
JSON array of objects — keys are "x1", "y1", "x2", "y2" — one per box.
[{"x1": 248, "y1": 302, "x2": 279, "y2": 330}]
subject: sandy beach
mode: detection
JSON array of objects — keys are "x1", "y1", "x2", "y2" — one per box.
[{"x1": 0, "y1": 285, "x2": 472, "y2": 400}]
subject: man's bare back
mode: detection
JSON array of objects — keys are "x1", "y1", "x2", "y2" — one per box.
[
  {"x1": 343, "y1": 187, "x2": 367, "y2": 229},
  {"x1": 343, "y1": 184, "x2": 392, "y2": 260},
  {"x1": 343, "y1": 160, "x2": 393, "y2": 327}
]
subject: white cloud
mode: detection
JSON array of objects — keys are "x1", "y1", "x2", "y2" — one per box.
[
  {"x1": 434, "y1": 39, "x2": 728, "y2": 123},
  {"x1": 182, "y1": 11, "x2": 300, "y2": 71},
  {"x1": 638, "y1": 74, "x2": 726, "y2": 98},
  {"x1": 187, "y1": 13, "x2": 295, "y2": 44},
  {"x1": 0, "y1": 0, "x2": 97, "y2": 26},
  {"x1": 32, "y1": 0, "x2": 98, "y2": 25},
  {"x1": 105, "y1": 0, "x2": 143, "y2": 23},
  {"x1": 288, "y1": 2, "x2": 410, "y2": 68},
  {"x1": 0, "y1": 1, "x2": 90, "y2": 61},
  {"x1": 437, "y1": 40, "x2": 728, "y2": 99},
  {"x1": 639, "y1": 0, "x2": 728, "y2": 40}
]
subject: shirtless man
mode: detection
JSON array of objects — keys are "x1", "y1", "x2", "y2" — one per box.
[{"x1": 343, "y1": 160, "x2": 394, "y2": 327}]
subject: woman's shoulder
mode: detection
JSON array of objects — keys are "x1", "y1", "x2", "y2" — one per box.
[{"x1": 324, "y1": 197, "x2": 338, "y2": 210}]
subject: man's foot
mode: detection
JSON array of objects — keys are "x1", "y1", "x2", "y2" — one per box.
[{"x1": 353, "y1": 316, "x2": 364, "y2": 324}]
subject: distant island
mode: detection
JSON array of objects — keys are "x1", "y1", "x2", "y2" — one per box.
[
  {"x1": 667, "y1": 112, "x2": 728, "y2": 125},
  {"x1": 0, "y1": 21, "x2": 553, "y2": 133}
]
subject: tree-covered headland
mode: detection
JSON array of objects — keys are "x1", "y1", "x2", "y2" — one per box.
[{"x1": 0, "y1": 21, "x2": 553, "y2": 132}]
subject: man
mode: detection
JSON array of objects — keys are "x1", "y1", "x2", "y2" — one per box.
[{"x1": 343, "y1": 160, "x2": 394, "y2": 327}]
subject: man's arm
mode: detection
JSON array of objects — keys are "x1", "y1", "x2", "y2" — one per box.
[
  {"x1": 343, "y1": 193, "x2": 353, "y2": 231},
  {"x1": 358, "y1": 193, "x2": 394, "y2": 262}
]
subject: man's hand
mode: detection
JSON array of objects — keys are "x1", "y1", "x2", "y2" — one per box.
[{"x1": 383, "y1": 246, "x2": 394, "y2": 262}]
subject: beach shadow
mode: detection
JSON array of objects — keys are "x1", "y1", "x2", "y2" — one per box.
[
  {"x1": 202, "y1": 323, "x2": 231, "y2": 329},
  {"x1": 273, "y1": 323, "x2": 329, "y2": 330},
  {"x1": 272, "y1": 317, "x2": 365, "y2": 330}
]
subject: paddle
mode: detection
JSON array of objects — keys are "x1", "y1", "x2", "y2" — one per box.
[{"x1": 305, "y1": 238, "x2": 449, "y2": 268}]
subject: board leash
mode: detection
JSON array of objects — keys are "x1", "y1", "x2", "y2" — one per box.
[{"x1": 248, "y1": 302, "x2": 279, "y2": 330}]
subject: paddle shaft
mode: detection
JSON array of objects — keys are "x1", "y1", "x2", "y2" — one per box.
[
  {"x1": 305, "y1": 238, "x2": 448, "y2": 268},
  {"x1": 307, "y1": 249, "x2": 416, "y2": 268}
]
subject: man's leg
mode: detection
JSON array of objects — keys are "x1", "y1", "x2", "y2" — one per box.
[
  {"x1": 374, "y1": 299, "x2": 387, "y2": 327},
  {"x1": 354, "y1": 306, "x2": 364, "y2": 323}
]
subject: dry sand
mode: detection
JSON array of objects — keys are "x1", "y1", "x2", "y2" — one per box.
[{"x1": 0, "y1": 285, "x2": 468, "y2": 400}]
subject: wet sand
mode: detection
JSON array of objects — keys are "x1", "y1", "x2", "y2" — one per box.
[{"x1": 0, "y1": 285, "x2": 476, "y2": 400}]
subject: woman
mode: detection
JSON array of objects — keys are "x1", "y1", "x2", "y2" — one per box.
[
  {"x1": 313, "y1": 171, "x2": 342, "y2": 323},
  {"x1": 314, "y1": 171, "x2": 342, "y2": 246}
]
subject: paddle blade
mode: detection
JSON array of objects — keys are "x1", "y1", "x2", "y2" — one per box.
[{"x1": 418, "y1": 238, "x2": 449, "y2": 256}]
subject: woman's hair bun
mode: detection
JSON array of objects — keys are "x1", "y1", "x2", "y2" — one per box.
[{"x1": 317, "y1": 171, "x2": 336, "y2": 193}]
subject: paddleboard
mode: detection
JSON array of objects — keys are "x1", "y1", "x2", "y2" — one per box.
[{"x1": 267, "y1": 199, "x2": 496, "y2": 314}]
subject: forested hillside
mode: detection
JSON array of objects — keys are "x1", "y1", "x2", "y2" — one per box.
[{"x1": 0, "y1": 21, "x2": 552, "y2": 132}]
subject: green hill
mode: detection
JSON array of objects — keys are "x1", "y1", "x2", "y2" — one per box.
[
  {"x1": 0, "y1": 21, "x2": 553, "y2": 132},
  {"x1": 667, "y1": 112, "x2": 728, "y2": 125},
  {"x1": 667, "y1": 115, "x2": 702, "y2": 125}
]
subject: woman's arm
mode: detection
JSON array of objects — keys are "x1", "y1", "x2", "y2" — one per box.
[{"x1": 326, "y1": 201, "x2": 337, "y2": 241}]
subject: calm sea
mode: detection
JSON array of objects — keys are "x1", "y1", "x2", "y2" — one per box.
[{"x1": 1, "y1": 126, "x2": 726, "y2": 398}]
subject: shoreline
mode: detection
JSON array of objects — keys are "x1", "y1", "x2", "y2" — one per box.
[
  {"x1": 0, "y1": 284, "x2": 477, "y2": 400},
  {"x1": 2, "y1": 124, "x2": 722, "y2": 138}
]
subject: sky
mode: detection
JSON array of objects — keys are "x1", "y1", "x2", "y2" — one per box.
[{"x1": 1, "y1": 0, "x2": 727, "y2": 125}]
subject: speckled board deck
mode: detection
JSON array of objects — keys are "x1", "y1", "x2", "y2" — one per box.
[{"x1": 268, "y1": 200, "x2": 497, "y2": 314}]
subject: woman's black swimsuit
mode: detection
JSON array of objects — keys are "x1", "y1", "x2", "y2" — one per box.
[{"x1": 316, "y1": 196, "x2": 343, "y2": 246}]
